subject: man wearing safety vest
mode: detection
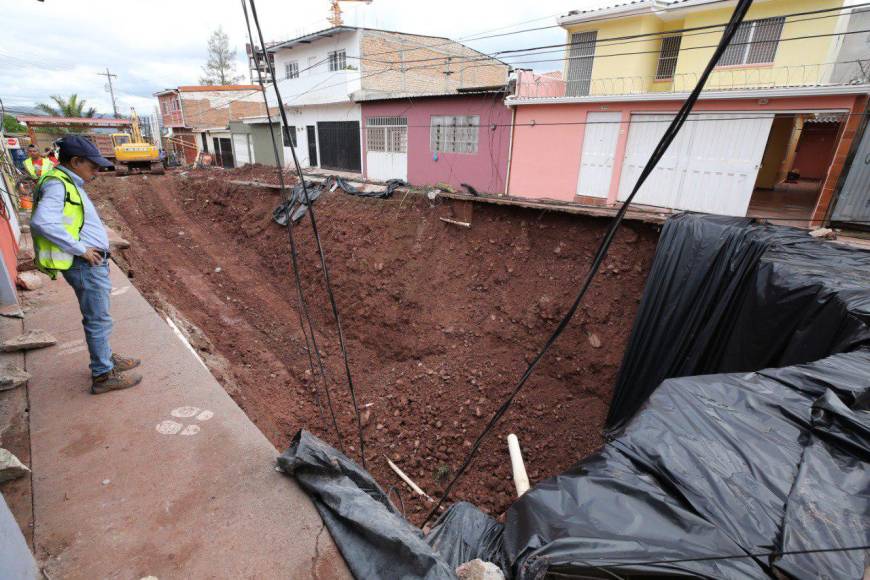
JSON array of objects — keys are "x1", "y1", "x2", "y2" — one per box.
[
  {"x1": 30, "y1": 136, "x2": 143, "y2": 394},
  {"x1": 24, "y1": 144, "x2": 53, "y2": 179}
]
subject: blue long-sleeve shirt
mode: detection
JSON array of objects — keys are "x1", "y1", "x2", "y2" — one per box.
[{"x1": 30, "y1": 165, "x2": 109, "y2": 256}]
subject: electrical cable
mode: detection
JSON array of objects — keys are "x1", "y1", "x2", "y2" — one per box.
[
  {"x1": 247, "y1": 0, "x2": 368, "y2": 469},
  {"x1": 422, "y1": 0, "x2": 757, "y2": 527},
  {"x1": 241, "y1": 0, "x2": 344, "y2": 449}
]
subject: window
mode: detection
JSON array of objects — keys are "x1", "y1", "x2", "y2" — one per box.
[
  {"x1": 282, "y1": 125, "x2": 297, "y2": 147},
  {"x1": 655, "y1": 36, "x2": 682, "y2": 80},
  {"x1": 285, "y1": 61, "x2": 299, "y2": 79},
  {"x1": 328, "y1": 49, "x2": 347, "y2": 72},
  {"x1": 366, "y1": 117, "x2": 407, "y2": 153},
  {"x1": 566, "y1": 31, "x2": 596, "y2": 97},
  {"x1": 430, "y1": 115, "x2": 479, "y2": 154},
  {"x1": 718, "y1": 17, "x2": 784, "y2": 66}
]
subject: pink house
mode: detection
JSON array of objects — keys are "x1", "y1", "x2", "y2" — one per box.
[{"x1": 360, "y1": 90, "x2": 512, "y2": 194}]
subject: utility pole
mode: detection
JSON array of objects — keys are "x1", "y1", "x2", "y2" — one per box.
[{"x1": 97, "y1": 67, "x2": 119, "y2": 118}]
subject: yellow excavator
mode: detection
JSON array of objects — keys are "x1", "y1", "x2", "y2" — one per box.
[{"x1": 112, "y1": 108, "x2": 163, "y2": 175}]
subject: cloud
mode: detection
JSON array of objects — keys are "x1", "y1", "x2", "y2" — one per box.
[{"x1": 1, "y1": 0, "x2": 604, "y2": 116}]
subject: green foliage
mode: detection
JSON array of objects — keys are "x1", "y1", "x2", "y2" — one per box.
[
  {"x1": 35, "y1": 94, "x2": 97, "y2": 118},
  {"x1": 200, "y1": 27, "x2": 243, "y2": 85},
  {"x1": 2, "y1": 114, "x2": 25, "y2": 133}
]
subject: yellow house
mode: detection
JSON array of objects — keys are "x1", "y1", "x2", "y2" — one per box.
[
  {"x1": 556, "y1": 0, "x2": 856, "y2": 96},
  {"x1": 507, "y1": 0, "x2": 870, "y2": 228}
]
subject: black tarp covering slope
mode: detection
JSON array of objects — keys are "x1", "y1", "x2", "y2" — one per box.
[
  {"x1": 606, "y1": 214, "x2": 870, "y2": 430},
  {"x1": 505, "y1": 349, "x2": 870, "y2": 579}
]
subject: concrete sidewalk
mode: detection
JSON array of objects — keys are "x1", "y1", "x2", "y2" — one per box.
[{"x1": 17, "y1": 264, "x2": 350, "y2": 579}]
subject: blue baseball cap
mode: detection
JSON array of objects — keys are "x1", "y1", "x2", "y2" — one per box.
[{"x1": 57, "y1": 135, "x2": 113, "y2": 168}]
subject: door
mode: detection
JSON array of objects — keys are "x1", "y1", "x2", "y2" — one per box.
[
  {"x1": 306, "y1": 125, "x2": 318, "y2": 167},
  {"x1": 831, "y1": 123, "x2": 870, "y2": 224},
  {"x1": 212, "y1": 137, "x2": 234, "y2": 168},
  {"x1": 366, "y1": 117, "x2": 408, "y2": 181},
  {"x1": 232, "y1": 133, "x2": 252, "y2": 166},
  {"x1": 618, "y1": 113, "x2": 774, "y2": 215},
  {"x1": 577, "y1": 112, "x2": 621, "y2": 198},
  {"x1": 317, "y1": 121, "x2": 361, "y2": 172}
]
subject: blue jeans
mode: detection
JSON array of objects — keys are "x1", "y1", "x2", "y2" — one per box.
[{"x1": 62, "y1": 256, "x2": 114, "y2": 377}]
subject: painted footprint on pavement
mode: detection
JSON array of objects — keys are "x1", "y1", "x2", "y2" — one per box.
[{"x1": 156, "y1": 406, "x2": 214, "y2": 436}]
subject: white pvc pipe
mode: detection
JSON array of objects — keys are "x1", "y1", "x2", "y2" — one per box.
[{"x1": 507, "y1": 433, "x2": 530, "y2": 497}]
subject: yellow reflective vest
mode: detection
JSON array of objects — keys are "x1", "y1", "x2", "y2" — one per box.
[
  {"x1": 32, "y1": 168, "x2": 84, "y2": 278},
  {"x1": 24, "y1": 157, "x2": 54, "y2": 179}
]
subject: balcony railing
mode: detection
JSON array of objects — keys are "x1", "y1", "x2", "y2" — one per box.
[{"x1": 513, "y1": 60, "x2": 870, "y2": 100}]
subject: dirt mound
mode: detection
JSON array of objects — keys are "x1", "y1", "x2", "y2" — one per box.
[{"x1": 89, "y1": 172, "x2": 659, "y2": 523}]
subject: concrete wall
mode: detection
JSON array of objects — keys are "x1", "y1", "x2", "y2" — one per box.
[
  {"x1": 361, "y1": 94, "x2": 512, "y2": 193},
  {"x1": 831, "y1": 7, "x2": 870, "y2": 83},
  {"x1": 794, "y1": 121, "x2": 841, "y2": 179},
  {"x1": 269, "y1": 30, "x2": 363, "y2": 108},
  {"x1": 0, "y1": 493, "x2": 37, "y2": 578},
  {"x1": 276, "y1": 102, "x2": 361, "y2": 169},
  {"x1": 229, "y1": 120, "x2": 284, "y2": 167},
  {"x1": 507, "y1": 93, "x2": 861, "y2": 207}
]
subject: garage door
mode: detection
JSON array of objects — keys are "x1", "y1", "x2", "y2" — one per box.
[
  {"x1": 317, "y1": 121, "x2": 361, "y2": 172},
  {"x1": 232, "y1": 133, "x2": 252, "y2": 166},
  {"x1": 366, "y1": 116, "x2": 407, "y2": 181},
  {"x1": 577, "y1": 111, "x2": 622, "y2": 198},
  {"x1": 618, "y1": 113, "x2": 774, "y2": 215}
]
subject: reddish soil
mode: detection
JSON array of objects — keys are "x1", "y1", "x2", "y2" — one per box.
[{"x1": 88, "y1": 168, "x2": 659, "y2": 523}]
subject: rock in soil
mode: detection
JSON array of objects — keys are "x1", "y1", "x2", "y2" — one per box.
[
  {"x1": 456, "y1": 559, "x2": 505, "y2": 580},
  {"x1": 0, "y1": 366, "x2": 30, "y2": 391},
  {"x1": 16, "y1": 271, "x2": 45, "y2": 291},
  {"x1": 0, "y1": 448, "x2": 30, "y2": 482},
  {"x1": 0, "y1": 329, "x2": 57, "y2": 352}
]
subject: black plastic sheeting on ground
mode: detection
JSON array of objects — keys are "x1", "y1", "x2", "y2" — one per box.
[
  {"x1": 276, "y1": 214, "x2": 870, "y2": 579},
  {"x1": 506, "y1": 349, "x2": 870, "y2": 578},
  {"x1": 607, "y1": 214, "x2": 870, "y2": 430},
  {"x1": 273, "y1": 181, "x2": 323, "y2": 226}
]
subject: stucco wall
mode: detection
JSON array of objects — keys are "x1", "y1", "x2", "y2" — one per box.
[
  {"x1": 361, "y1": 94, "x2": 512, "y2": 193},
  {"x1": 507, "y1": 93, "x2": 860, "y2": 203}
]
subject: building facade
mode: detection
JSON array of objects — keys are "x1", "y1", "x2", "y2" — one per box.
[
  {"x1": 264, "y1": 26, "x2": 509, "y2": 173},
  {"x1": 360, "y1": 90, "x2": 512, "y2": 193},
  {"x1": 507, "y1": 0, "x2": 870, "y2": 227},
  {"x1": 155, "y1": 85, "x2": 266, "y2": 165}
]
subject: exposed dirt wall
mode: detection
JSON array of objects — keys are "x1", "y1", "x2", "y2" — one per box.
[{"x1": 89, "y1": 169, "x2": 660, "y2": 522}]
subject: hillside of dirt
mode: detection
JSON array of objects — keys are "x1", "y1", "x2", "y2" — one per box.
[{"x1": 88, "y1": 167, "x2": 660, "y2": 523}]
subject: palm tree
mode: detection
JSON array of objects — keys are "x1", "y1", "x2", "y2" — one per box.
[{"x1": 36, "y1": 94, "x2": 97, "y2": 118}]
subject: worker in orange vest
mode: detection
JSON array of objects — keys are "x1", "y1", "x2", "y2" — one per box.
[{"x1": 24, "y1": 145, "x2": 53, "y2": 179}]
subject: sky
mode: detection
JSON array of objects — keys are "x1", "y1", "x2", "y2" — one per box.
[{"x1": 0, "y1": 0, "x2": 608, "y2": 118}]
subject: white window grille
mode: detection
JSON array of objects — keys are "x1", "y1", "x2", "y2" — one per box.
[
  {"x1": 328, "y1": 49, "x2": 347, "y2": 72},
  {"x1": 366, "y1": 117, "x2": 407, "y2": 153},
  {"x1": 430, "y1": 115, "x2": 480, "y2": 154},
  {"x1": 718, "y1": 17, "x2": 785, "y2": 67},
  {"x1": 566, "y1": 31, "x2": 596, "y2": 97},
  {"x1": 285, "y1": 61, "x2": 299, "y2": 79},
  {"x1": 655, "y1": 36, "x2": 682, "y2": 80}
]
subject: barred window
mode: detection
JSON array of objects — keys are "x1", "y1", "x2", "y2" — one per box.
[
  {"x1": 285, "y1": 61, "x2": 299, "y2": 79},
  {"x1": 430, "y1": 115, "x2": 479, "y2": 154},
  {"x1": 718, "y1": 17, "x2": 784, "y2": 67},
  {"x1": 366, "y1": 117, "x2": 407, "y2": 153},
  {"x1": 282, "y1": 125, "x2": 297, "y2": 147},
  {"x1": 655, "y1": 36, "x2": 681, "y2": 80},
  {"x1": 328, "y1": 49, "x2": 347, "y2": 72}
]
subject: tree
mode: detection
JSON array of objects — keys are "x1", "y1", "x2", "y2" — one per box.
[
  {"x1": 35, "y1": 94, "x2": 97, "y2": 118},
  {"x1": 200, "y1": 27, "x2": 243, "y2": 85},
  {"x1": 2, "y1": 114, "x2": 25, "y2": 133}
]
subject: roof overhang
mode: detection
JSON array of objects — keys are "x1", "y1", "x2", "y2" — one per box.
[
  {"x1": 506, "y1": 84, "x2": 870, "y2": 106},
  {"x1": 268, "y1": 26, "x2": 356, "y2": 52},
  {"x1": 239, "y1": 115, "x2": 274, "y2": 125},
  {"x1": 558, "y1": 0, "x2": 742, "y2": 26}
]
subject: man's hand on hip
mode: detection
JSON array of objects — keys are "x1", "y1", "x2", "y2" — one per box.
[{"x1": 81, "y1": 247, "x2": 104, "y2": 266}]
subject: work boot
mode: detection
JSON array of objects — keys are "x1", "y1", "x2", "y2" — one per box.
[
  {"x1": 91, "y1": 369, "x2": 142, "y2": 395},
  {"x1": 111, "y1": 353, "x2": 141, "y2": 372}
]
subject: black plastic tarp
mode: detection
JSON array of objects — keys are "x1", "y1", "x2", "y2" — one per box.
[
  {"x1": 505, "y1": 349, "x2": 870, "y2": 578},
  {"x1": 607, "y1": 214, "x2": 870, "y2": 430}
]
